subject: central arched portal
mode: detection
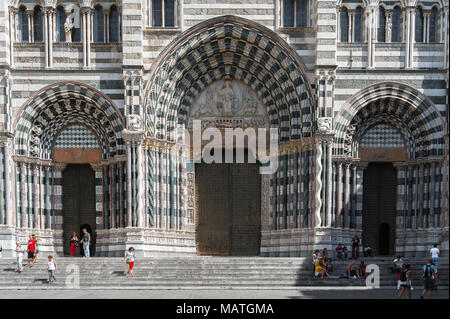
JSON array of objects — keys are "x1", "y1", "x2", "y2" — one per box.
[{"x1": 195, "y1": 152, "x2": 261, "y2": 256}]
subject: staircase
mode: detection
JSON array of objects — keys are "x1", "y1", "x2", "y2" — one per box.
[{"x1": 0, "y1": 256, "x2": 447, "y2": 290}]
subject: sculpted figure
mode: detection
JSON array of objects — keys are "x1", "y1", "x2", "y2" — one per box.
[
  {"x1": 127, "y1": 114, "x2": 142, "y2": 131},
  {"x1": 217, "y1": 81, "x2": 234, "y2": 116},
  {"x1": 64, "y1": 12, "x2": 74, "y2": 42},
  {"x1": 317, "y1": 117, "x2": 332, "y2": 134}
]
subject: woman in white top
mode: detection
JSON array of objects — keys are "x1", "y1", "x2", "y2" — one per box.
[
  {"x1": 124, "y1": 247, "x2": 136, "y2": 277},
  {"x1": 47, "y1": 255, "x2": 57, "y2": 283}
]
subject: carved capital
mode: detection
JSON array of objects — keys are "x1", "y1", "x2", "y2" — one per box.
[{"x1": 122, "y1": 129, "x2": 145, "y2": 144}]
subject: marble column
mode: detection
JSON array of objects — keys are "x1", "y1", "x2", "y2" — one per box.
[
  {"x1": 367, "y1": 5, "x2": 377, "y2": 68},
  {"x1": 44, "y1": 165, "x2": 52, "y2": 229},
  {"x1": 3, "y1": 139, "x2": 13, "y2": 226},
  {"x1": 314, "y1": 142, "x2": 323, "y2": 228},
  {"x1": 336, "y1": 161, "x2": 343, "y2": 228},
  {"x1": 20, "y1": 162, "x2": 28, "y2": 229},
  {"x1": 344, "y1": 162, "x2": 351, "y2": 229},
  {"x1": 33, "y1": 164, "x2": 40, "y2": 229},
  {"x1": 326, "y1": 141, "x2": 333, "y2": 227}
]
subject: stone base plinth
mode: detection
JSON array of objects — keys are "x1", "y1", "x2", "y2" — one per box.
[
  {"x1": 396, "y1": 227, "x2": 448, "y2": 257},
  {"x1": 0, "y1": 226, "x2": 16, "y2": 257},
  {"x1": 260, "y1": 227, "x2": 363, "y2": 257},
  {"x1": 95, "y1": 228, "x2": 196, "y2": 257},
  {"x1": 1, "y1": 228, "x2": 60, "y2": 257}
]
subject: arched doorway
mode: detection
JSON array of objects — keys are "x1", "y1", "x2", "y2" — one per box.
[
  {"x1": 62, "y1": 165, "x2": 96, "y2": 256},
  {"x1": 195, "y1": 149, "x2": 261, "y2": 256},
  {"x1": 362, "y1": 162, "x2": 397, "y2": 255}
]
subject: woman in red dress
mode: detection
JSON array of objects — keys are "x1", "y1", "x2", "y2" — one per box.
[{"x1": 70, "y1": 232, "x2": 79, "y2": 256}]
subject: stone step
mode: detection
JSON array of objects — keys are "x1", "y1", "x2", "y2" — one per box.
[{"x1": 1, "y1": 256, "x2": 446, "y2": 289}]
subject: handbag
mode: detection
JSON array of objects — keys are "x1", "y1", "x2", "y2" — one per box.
[{"x1": 126, "y1": 258, "x2": 131, "y2": 264}]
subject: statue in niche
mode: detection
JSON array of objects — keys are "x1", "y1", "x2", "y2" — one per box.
[
  {"x1": 216, "y1": 81, "x2": 234, "y2": 116},
  {"x1": 64, "y1": 12, "x2": 74, "y2": 43}
]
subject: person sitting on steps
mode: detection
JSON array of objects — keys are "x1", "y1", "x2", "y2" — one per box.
[
  {"x1": 314, "y1": 257, "x2": 331, "y2": 279},
  {"x1": 392, "y1": 255, "x2": 404, "y2": 273}
]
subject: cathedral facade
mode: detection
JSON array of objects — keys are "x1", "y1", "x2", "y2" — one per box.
[{"x1": 0, "y1": 0, "x2": 448, "y2": 258}]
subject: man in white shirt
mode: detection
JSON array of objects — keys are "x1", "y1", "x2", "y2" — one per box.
[
  {"x1": 430, "y1": 244, "x2": 440, "y2": 267},
  {"x1": 392, "y1": 256, "x2": 404, "y2": 273},
  {"x1": 15, "y1": 242, "x2": 25, "y2": 273}
]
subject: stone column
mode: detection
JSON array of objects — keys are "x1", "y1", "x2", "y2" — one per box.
[
  {"x1": 27, "y1": 10, "x2": 33, "y2": 42},
  {"x1": 123, "y1": 128, "x2": 145, "y2": 228},
  {"x1": 344, "y1": 162, "x2": 351, "y2": 229},
  {"x1": 110, "y1": 163, "x2": 116, "y2": 228},
  {"x1": 44, "y1": 166, "x2": 52, "y2": 229},
  {"x1": 349, "y1": 11, "x2": 354, "y2": 42},
  {"x1": 315, "y1": 118, "x2": 334, "y2": 228},
  {"x1": 418, "y1": 162, "x2": 424, "y2": 228},
  {"x1": 136, "y1": 141, "x2": 144, "y2": 228},
  {"x1": 367, "y1": 5, "x2": 377, "y2": 68},
  {"x1": 2, "y1": 138, "x2": 13, "y2": 226},
  {"x1": 43, "y1": 8, "x2": 53, "y2": 68},
  {"x1": 326, "y1": 140, "x2": 333, "y2": 227},
  {"x1": 81, "y1": 7, "x2": 92, "y2": 68},
  {"x1": 429, "y1": 161, "x2": 436, "y2": 228},
  {"x1": 336, "y1": 161, "x2": 343, "y2": 228},
  {"x1": 33, "y1": 164, "x2": 41, "y2": 229},
  {"x1": 351, "y1": 164, "x2": 357, "y2": 229},
  {"x1": 82, "y1": 9, "x2": 87, "y2": 67},
  {"x1": 424, "y1": 12, "x2": 430, "y2": 43},
  {"x1": 8, "y1": 8, "x2": 17, "y2": 67},
  {"x1": 393, "y1": 162, "x2": 407, "y2": 230},
  {"x1": 354, "y1": 162, "x2": 367, "y2": 231},
  {"x1": 20, "y1": 162, "x2": 28, "y2": 229},
  {"x1": 405, "y1": 6, "x2": 416, "y2": 68},
  {"x1": 443, "y1": 7, "x2": 449, "y2": 69},
  {"x1": 0, "y1": 136, "x2": 14, "y2": 255}
]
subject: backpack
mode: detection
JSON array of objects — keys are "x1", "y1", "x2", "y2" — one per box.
[
  {"x1": 423, "y1": 264, "x2": 433, "y2": 279},
  {"x1": 400, "y1": 270, "x2": 407, "y2": 282}
]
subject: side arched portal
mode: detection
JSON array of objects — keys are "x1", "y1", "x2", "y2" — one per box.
[
  {"x1": 333, "y1": 82, "x2": 447, "y2": 257},
  {"x1": 12, "y1": 81, "x2": 125, "y2": 255}
]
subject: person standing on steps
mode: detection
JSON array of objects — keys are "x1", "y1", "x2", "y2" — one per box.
[
  {"x1": 26, "y1": 235, "x2": 37, "y2": 267},
  {"x1": 70, "y1": 232, "x2": 79, "y2": 257},
  {"x1": 47, "y1": 255, "x2": 57, "y2": 283},
  {"x1": 15, "y1": 242, "x2": 25, "y2": 273},
  {"x1": 420, "y1": 258, "x2": 438, "y2": 299},
  {"x1": 430, "y1": 244, "x2": 440, "y2": 268},
  {"x1": 80, "y1": 228, "x2": 91, "y2": 258},
  {"x1": 32, "y1": 235, "x2": 40, "y2": 264},
  {"x1": 351, "y1": 235, "x2": 360, "y2": 260},
  {"x1": 124, "y1": 247, "x2": 136, "y2": 277},
  {"x1": 398, "y1": 264, "x2": 412, "y2": 299}
]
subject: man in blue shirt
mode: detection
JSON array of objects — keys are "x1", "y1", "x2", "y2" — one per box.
[
  {"x1": 420, "y1": 258, "x2": 438, "y2": 299},
  {"x1": 80, "y1": 229, "x2": 91, "y2": 258}
]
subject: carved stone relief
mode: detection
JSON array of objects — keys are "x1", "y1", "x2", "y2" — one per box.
[{"x1": 188, "y1": 80, "x2": 268, "y2": 129}]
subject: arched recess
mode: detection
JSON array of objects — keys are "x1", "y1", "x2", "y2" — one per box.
[
  {"x1": 143, "y1": 15, "x2": 316, "y2": 142},
  {"x1": 13, "y1": 81, "x2": 125, "y2": 160},
  {"x1": 333, "y1": 81, "x2": 447, "y2": 257},
  {"x1": 333, "y1": 81, "x2": 446, "y2": 160}
]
